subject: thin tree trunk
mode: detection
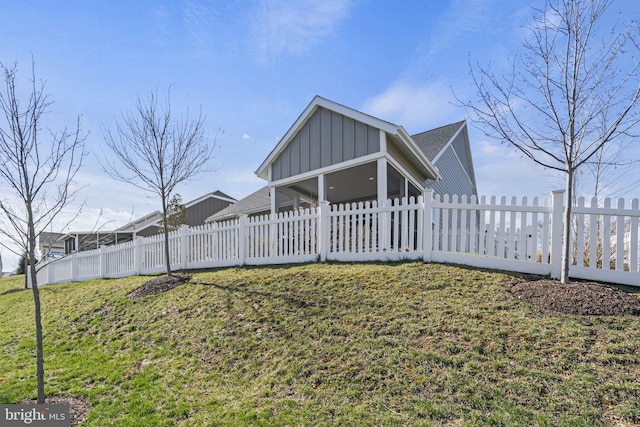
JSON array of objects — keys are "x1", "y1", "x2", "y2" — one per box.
[
  {"x1": 28, "y1": 221, "x2": 45, "y2": 403},
  {"x1": 30, "y1": 262, "x2": 45, "y2": 403},
  {"x1": 162, "y1": 195, "x2": 172, "y2": 277},
  {"x1": 561, "y1": 171, "x2": 573, "y2": 284}
]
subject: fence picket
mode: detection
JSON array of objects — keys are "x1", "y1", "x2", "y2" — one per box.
[
  {"x1": 631, "y1": 199, "x2": 639, "y2": 273},
  {"x1": 616, "y1": 199, "x2": 625, "y2": 271},
  {"x1": 531, "y1": 197, "x2": 539, "y2": 263}
]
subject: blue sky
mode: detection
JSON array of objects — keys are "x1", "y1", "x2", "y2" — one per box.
[{"x1": 1, "y1": 0, "x2": 639, "y2": 270}]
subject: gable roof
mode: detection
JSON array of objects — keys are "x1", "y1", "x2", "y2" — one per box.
[
  {"x1": 114, "y1": 191, "x2": 237, "y2": 232},
  {"x1": 255, "y1": 96, "x2": 439, "y2": 182},
  {"x1": 115, "y1": 210, "x2": 163, "y2": 233},
  {"x1": 206, "y1": 186, "x2": 271, "y2": 222},
  {"x1": 39, "y1": 232, "x2": 65, "y2": 247},
  {"x1": 186, "y1": 191, "x2": 236, "y2": 207},
  {"x1": 411, "y1": 121, "x2": 466, "y2": 162}
]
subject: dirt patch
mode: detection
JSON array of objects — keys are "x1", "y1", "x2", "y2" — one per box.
[
  {"x1": 507, "y1": 279, "x2": 640, "y2": 316},
  {"x1": 126, "y1": 273, "x2": 191, "y2": 300},
  {"x1": 19, "y1": 395, "x2": 91, "y2": 426}
]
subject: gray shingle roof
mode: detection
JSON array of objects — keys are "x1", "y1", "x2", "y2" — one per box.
[
  {"x1": 411, "y1": 121, "x2": 465, "y2": 161},
  {"x1": 206, "y1": 186, "x2": 271, "y2": 222}
]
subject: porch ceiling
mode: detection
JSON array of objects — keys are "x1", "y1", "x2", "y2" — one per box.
[{"x1": 325, "y1": 163, "x2": 378, "y2": 204}]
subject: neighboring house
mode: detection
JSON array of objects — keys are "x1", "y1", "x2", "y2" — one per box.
[
  {"x1": 63, "y1": 191, "x2": 236, "y2": 254},
  {"x1": 38, "y1": 232, "x2": 66, "y2": 261},
  {"x1": 206, "y1": 96, "x2": 476, "y2": 222}
]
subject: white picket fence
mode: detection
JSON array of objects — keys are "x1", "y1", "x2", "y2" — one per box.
[{"x1": 31, "y1": 189, "x2": 640, "y2": 287}]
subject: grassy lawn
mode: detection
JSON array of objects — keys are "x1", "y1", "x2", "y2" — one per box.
[{"x1": 1, "y1": 262, "x2": 639, "y2": 426}]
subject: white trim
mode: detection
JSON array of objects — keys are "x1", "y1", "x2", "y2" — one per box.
[
  {"x1": 270, "y1": 186, "x2": 276, "y2": 214},
  {"x1": 397, "y1": 127, "x2": 440, "y2": 180},
  {"x1": 184, "y1": 192, "x2": 237, "y2": 207},
  {"x1": 205, "y1": 205, "x2": 270, "y2": 222},
  {"x1": 268, "y1": 152, "x2": 385, "y2": 188},
  {"x1": 431, "y1": 122, "x2": 464, "y2": 164},
  {"x1": 318, "y1": 174, "x2": 325, "y2": 203},
  {"x1": 452, "y1": 146, "x2": 474, "y2": 190},
  {"x1": 377, "y1": 158, "x2": 387, "y2": 204},
  {"x1": 268, "y1": 151, "x2": 425, "y2": 200},
  {"x1": 379, "y1": 129, "x2": 387, "y2": 153},
  {"x1": 115, "y1": 211, "x2": 162, "y2": 232},
  {"x1": 430, "y1": 122, "x2": 476, "y2": 194},
  {"x1": 255, "y1": 96, "x2": 399, "y2": 179}
]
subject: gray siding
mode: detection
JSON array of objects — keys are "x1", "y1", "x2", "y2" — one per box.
[
  {"x1": 451, "y1": 131, "x2": 473, "y2": 184},
  {"x1": 429, "y1": 145, "x2": 475, "y2": 198},
  {"x1": 186, "y1": 197, "x2": 234, "y2": 226},
  {"x1": 137, "y1": 226, "x2": 160, "y2": 238},
  {"x1": 272, "y1": 107, "x2": 381, "y2": 181}
]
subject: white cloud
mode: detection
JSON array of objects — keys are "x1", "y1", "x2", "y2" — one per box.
[
  {"x1": 478, "y1": 140, "x2": 500, "y2": 155},
  {"x1": 242, "y1": 133, "x2": 250, "y2": 139},
  {"x1": 249, "y1": 0, "x2": 352, "y2": 62},
  {"x1": 182, "y1": 0, "x2": 215, "y2": 55},
  {"x1": 361, "y1": 80, "x2": 460, "y2": 132}
]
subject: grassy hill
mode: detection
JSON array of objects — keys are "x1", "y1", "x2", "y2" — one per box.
[{"x1": 0, "y1": 262, "x2": 639, "y2": 426}]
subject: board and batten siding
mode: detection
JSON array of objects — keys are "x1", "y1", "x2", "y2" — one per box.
[
  {"x1": 271, "y1": 107, "x2": 381, "y2": 181},
  {"x1": 185, "y1": 197, "x2": 234, "y2": 226}
]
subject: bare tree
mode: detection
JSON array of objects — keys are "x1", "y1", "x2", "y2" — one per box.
[
  {"x1": 580, "y1": 142, "x2": 640, "y2": 200},
  {"x1": 0, "y1": 61, "x2": 86, "y2": 403},
  {"x1": 460, "y1": 0, "x2": 640, "y2": 283},
  {"x1": 102, "y1": 90, "x2": 218, "y2": 276}
]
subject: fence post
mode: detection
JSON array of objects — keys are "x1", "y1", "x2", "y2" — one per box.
[
  {"x1": 100, "y1": 246, "x2": 107, "y2": 279},
  {"x1": 238, "y1": 215, "x2": 248, "y2": 265},
  {"x1": 47, "y1": 261, "x2": 53, "y2": 285},
  {"x1": 180, "y1": 224, "x2": 189, "y2": 270},
  {"x1": 133, "y1": 237, "x2": 142, "y2": 275},
  {"x1": 550, "y1": 189, "x2": 565, "y2": 279},
  {"x1": 423, "y1": 189, "x2": 434, "y2": 262},
  {"x1": 319, "y1": 201, "x2": 330, "y2": 262},
  {"x1": 71, "y1": 252, "x2": 78, "y2": 282},
  {"x1": 26, "y1": 267, "x2": 32, "y2": 288}
]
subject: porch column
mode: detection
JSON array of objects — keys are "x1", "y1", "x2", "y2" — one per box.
[
  {"x1": 318, "y1": 174, "x2": 326, "y2": 204},
  {"x1": 377, "y1": 158, "x2": 390, "y2": 251},
  {"x1": 270, "y1": 186, "x2": 277, "y2": 216},
  {"x1": 377, "y1": 158, "x2": 387, "y2": 204},
  {"x1": 403, "y1": 178, "x2": 409, "y2": 201}
]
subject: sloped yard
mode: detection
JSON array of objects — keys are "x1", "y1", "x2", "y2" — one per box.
[{"x1": 1, "y1": 262, "x2": 639, "y2": 426}]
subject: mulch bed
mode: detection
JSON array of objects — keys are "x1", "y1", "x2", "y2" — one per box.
[
  {"x1": 507, "y1": 279, "x2": 640, "y2": 316},
  {"x1": 126, "y1": 273, "x2": 192, "y2": 300}
]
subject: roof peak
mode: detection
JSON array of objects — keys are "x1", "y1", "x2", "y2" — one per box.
[{"x1": 411, "y1": 120, "x2": 466, "y2": 138}]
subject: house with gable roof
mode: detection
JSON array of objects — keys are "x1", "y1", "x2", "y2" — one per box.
[
  {"x1": 62, "y1": 191, "x2": 236, "y2": 254},
  {"x1": 206, "y1": 96, "x2": 476, "y2": 222}
]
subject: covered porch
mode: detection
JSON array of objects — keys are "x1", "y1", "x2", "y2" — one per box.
[{"x1": 270, "y1": 158, "x2": 425, "y2": 214}]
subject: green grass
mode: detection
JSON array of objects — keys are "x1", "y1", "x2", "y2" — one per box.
[{"x1": 1, "y1": 262, "x2": 639, "y2": 426}]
